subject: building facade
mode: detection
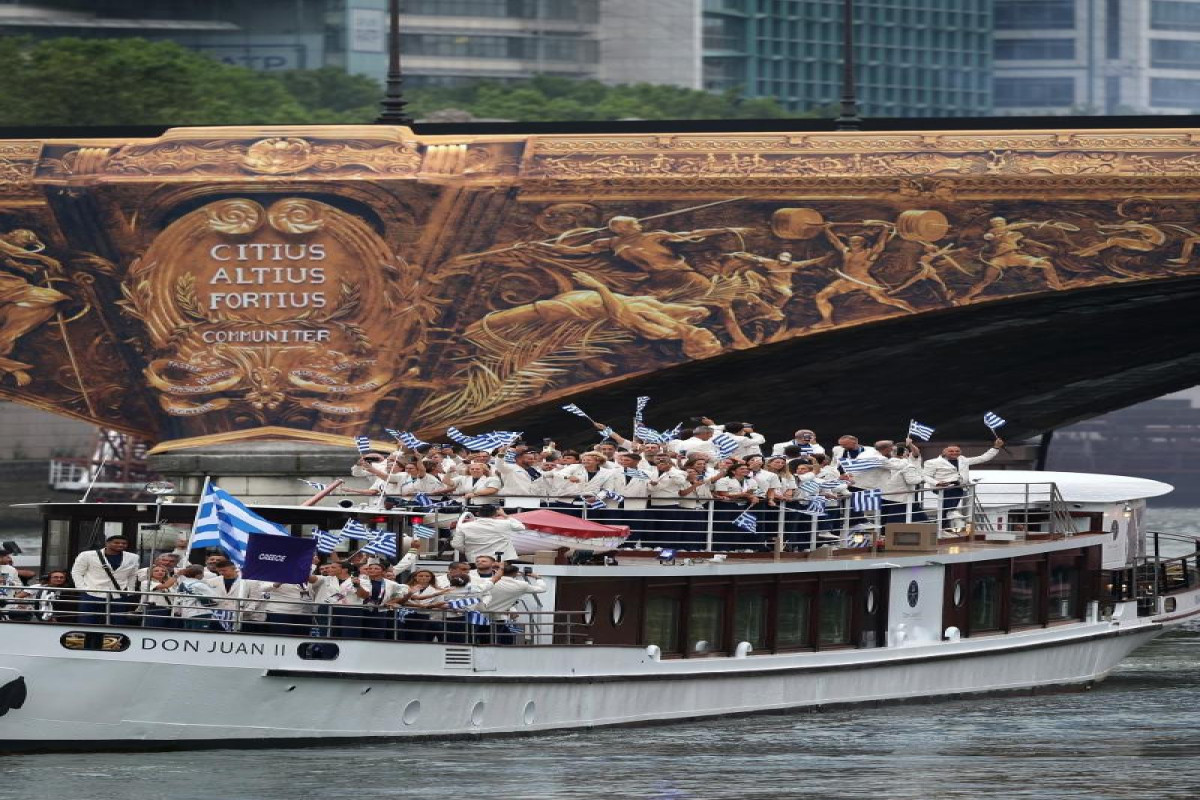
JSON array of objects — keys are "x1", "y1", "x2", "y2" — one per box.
[
  {"x1": 0, "y1": 1, "x2": 702, "y2": 94},
  {"x1": 994, "y1": 0, "x2": 1200, "y2": 115},
  {"x1": 702, "y1": 0, "x2": 992, "y2": 117}
]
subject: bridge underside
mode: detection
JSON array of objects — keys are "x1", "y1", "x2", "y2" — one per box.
[
  {"x1": 491, "y1": 276, "x2": 1200, "y2": 443},
  {"x1": 1, "y1": 124, "x2": 1200, "y2": 449}
]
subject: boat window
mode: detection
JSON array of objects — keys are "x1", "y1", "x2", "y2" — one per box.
[
  {"x1": 43, "y1": 518, "x2": 71, "y2": 571},
  {"x1": 611, "y1": 596, "x2": 625, "y2": 627},
  {"x1": 952, "y1": 579, "x2": 965, "y2": 608},
  {"x1": 642, "y1": 595, "x2": 680, "y2": 653},
  {"x1": 687, "y1": 593, "x2": 724, "y2": 654},
  {"x1": 1048, "y1": 563, "x2": 1078, "y2": 620},
  {"x1": 582, "y1": 597, "x2": 596, "y2": 626},
  {"x1": 60, "y1": 631, "x2": 130, "y2": 652},
  {"x1": 818, "y1": 586, "x2": 852, "y2": 646},
  {"x1": 1011, "y1": 565, "x2": 1041, "y2": 626},
  {"x1": 776, "y1": 589, "x2": 812, "y2": 649},
  {"x1": 733, "y1": 591, "x2": 768, "y2": 651},
  {"x1": 970, "y1": 574, "x2": 1002, "y2": 631},
  {"x1": 297, "y1": 642, "x2": 340, "y2": 660}
]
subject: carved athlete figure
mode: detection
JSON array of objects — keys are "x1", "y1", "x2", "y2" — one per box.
[
  {"x1": 810, "y1": 223, "x2": 917, "y2": 328},
  {"x1": 0, "y1": 230, "x2": 69, "y2": 385}
]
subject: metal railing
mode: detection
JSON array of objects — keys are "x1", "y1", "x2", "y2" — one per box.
[{"x1": 0, "y1": 587, "x2": 591, "y2": 646}]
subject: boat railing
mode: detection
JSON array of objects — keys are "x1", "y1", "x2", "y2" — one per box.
[
  {"x1": 423, "y1": 481, "x2": 1074, "y2": 553},
  {"x1": 0, "y1": 587, "x2": 592, "y2": 646},
  {"x1": 1139, "y1": 530, "x2": 1200, "y2": 604}
]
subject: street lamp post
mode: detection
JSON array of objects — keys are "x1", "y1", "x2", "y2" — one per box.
[
  {"x1": 835, "y1": 0, "x2": 861, "y2": 131},
  {"x1": 376, "y1": 0, "x2": 414, "y2": 126}
]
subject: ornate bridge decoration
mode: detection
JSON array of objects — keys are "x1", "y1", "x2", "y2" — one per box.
[{"x1": 1, "y1": 125, "x2": 1200, "y2": 447}]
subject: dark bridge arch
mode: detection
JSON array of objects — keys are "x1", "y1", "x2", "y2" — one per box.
[{"x1": 492, "y1": 275, "x2": 1200, "y2": 444}]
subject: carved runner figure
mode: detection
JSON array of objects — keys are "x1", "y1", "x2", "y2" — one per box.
[
  {"x1": 961, "y1": 217, "x2": 1076, "y2": 303},
  {"x1": 811, "y1": 223, "x2": 917, "y2": 328}
]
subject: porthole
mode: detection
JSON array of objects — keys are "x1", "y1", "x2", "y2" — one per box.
[
  {"x1": 611, "y1": 596, "x2": 625, "y2": 627},
  {"x1": 522, "y1": 701, "x2": 536, "y2": 726},
  {"x1": 906, "y1": 580, "x2": 920, "y2": 608},
  {"x1": 402, "y1": 700, "x2": 421, "y2": 725},
  {"x1": 470, "y1": 700, "x2": 486, "y2": 727},
  {"x1": 1111, "y1": 520, "x2": 1120, "y2": 541},
  {"x1": 865, "y1": 586, "x2": 877, "y2": 614},
  {"x1": 582, "y1": 596, "x2": 596, "y2": 626},
  {"x1": 1165, "y1": 597, "x2": 1177, "y2": 613},
  {"x1": 298, "y1": 642, "x2": 339, "y2": 660},
  {"x1": 952, "y1": 580, "x2": 964, "y2": 608}
]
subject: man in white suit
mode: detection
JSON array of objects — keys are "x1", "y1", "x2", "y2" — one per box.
[
  {"x1": 922, "y1": 439, "x2": 1004, "y2": 522},
  {"x1": 71, "y1": 534, "x2": 141, "y2": 625}
]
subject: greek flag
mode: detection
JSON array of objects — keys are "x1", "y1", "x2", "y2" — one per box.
[
  {"x1": 341, "y1": 518, "x2": 370, "y2": 538},
  {"x1": 189, "y1": 482, "x2": 288, "y2": 568},
  {"x1": 908, "y1": 420, "x2": 935, "y2": 441},
  {"x1": 362, "y1": 530, "x2": 397, "y2": 559},
  {"x1": 846, "y1": 529, "x2": 875, "y2": 548},
  {"x1": 713, "y1": 432, "x2": 738, "y2": 458},
  {"x1": 562, "y1": 403, "x2": 592, "y2": 420},
  {"x1": 634, "y1": 423, "x2": 665, "y2": 444},
  {"x1": 503, "y1": 449, "x2": 517, "y2": 463},
  {"x1": 799, "y1": 477, "x2": 820, "y2": 494},
  {"x1": 664, "y1": 423, "x2": 684, "y2": 441},
  {"x1": 984, "y1": 411, "x2": 1007, "y2": 429},
  {"x1": 635, "y1": 395, "x2": 650, "y2": 421},
  {"x1": 466, "y1": 609, "x2": 489, "y2": 626},
  {"x1": 732, "y1": 511, "x2": 757, "y2": 532},
  {"x1": 394, "y1": 607, "x2": 413, "y2": 622},
  {"x1": 315, "y1": 528, "x2": 344, "y2": 554},
  {"x1": 851, "y1": 488, "x2": 883, "y2": 512},
  {"x1": 446, "y1": 595, "x2": 482, "y2": 609},
  {"x1": 446, "y1": 427, "x2": 520, "y2": 452},
  {"x1": 413, "y1": 492, "x2": 432, "y2": 508},
  {"x1": 354, "y1": 435, "x2": 372, "y2": 455},
  {"x1": 411, "y1": 523, "x2": 436, "y2": 540},
  {"x1": 298, "y1": 479, "x2": 327, "y2": 492},
  {"x1": 581, "y1": 493, "x2": 607, "y2": 510},
  {"x1": 797, "y1": 444, "x2": 814, "y2": 454},
  {"x1": 624, "y1": 468, "x2": 650, "y2": 480},
  {"x1": 803, "y1": 496, "x2": 828, "y2": 516},
  {"x1": 839, "y1": 456, "x2": 888, "y2": 473},
  {"x1": 212, "y1": 608, "x2": 235, "y2": 632},
  {"x1": 389, "y1": 430, "x2": 429, "y2": 450},
  {"x1": 598, "y1": 426, "x2": 615, "y2": 439},
  {"x1": 818, "y1": 479, "x2": 845, "y2": 491}
]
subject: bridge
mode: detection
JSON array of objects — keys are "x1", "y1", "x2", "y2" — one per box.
[{"x1": 0, "y1": 124, "x2": 1198, "y2": 448}]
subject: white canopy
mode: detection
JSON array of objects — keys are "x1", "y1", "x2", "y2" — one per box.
[{"x1": 972, "y1": 470, "x2": 1173, "y2": 505}]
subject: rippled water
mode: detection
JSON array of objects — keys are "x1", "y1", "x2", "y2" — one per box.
[{"x1": 1, "y1": 508, "x2": 1198, "y2": 800}]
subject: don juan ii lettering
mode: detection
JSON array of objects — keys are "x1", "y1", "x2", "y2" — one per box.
[{"x1": 141, "y1": 637, "x2": 288, "y2": 656}]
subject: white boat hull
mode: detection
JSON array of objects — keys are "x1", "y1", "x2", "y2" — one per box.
[{"x1": 0, "y1": 617, "x2": 1167, "y2": 750}]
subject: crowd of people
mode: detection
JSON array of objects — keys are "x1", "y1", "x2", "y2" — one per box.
[
  {"x1": 341, "y1": 420, "x2": 1005, "y2": 549},
  {"x1": 0, "y1": 536, "x2": 546, "y2": 643}
]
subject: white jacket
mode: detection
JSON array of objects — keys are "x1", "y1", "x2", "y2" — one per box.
[
  {"x1": 923, "y1": 449, "x2": 999, "y2": 486},
  {"x1": 495, "y1": 460, "x2": 548, "y2": 507},
  {"x1": 479, "y1": 576, "x2": 547, "y2": 613},
  {"x1": 452, "y1": 517, "x2": 522, "y2": 562},
  {"x1": 880, "y1": 456, "x2": 925, "y2": 500},
  {"x1": 204, "y1": 575, "x2": 268, "y2": 621},
  {"x1": 71, "y1": 549, "x2": 140, "y2": 596}
]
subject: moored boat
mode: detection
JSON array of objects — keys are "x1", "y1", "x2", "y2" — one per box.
[{"x1": 0, "y1": 470, "x2": 1195, "y2": 752}]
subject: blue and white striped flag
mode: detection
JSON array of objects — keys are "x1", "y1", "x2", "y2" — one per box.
[
  {"x1": 598, "y1": 426, "x2": 615, "y2": 440},
  {"x1": 634, "y1": 396, "x2": 650, "y2": 421},
  {"x1": 599, "y1": 488, "x2": 624, "y2": 504},
  {"x1": 635, "y1": 423, "x2": 667, "y2": 444},
  {"x1": 908, "y1": 420, "x2": 935, "y2": 441},
  {"x1": 803, "y1": 496, "x2": 828, "y2": 516},
  {"x1": 624, "y1": 468, "x2": 649, "y2": 480},
  {"x1": 189, "y1": 482, "x2": 288, "y2": 568},
  {"x1": 664, "y1": 423, "x2": 684, "y2": 442},
  {"x1": 581, "y1": 493, "x2": 607, "y2": 510},
  {"x1": 446, "y1": 595, "x2": 482, "y2": 609},
  {"x1": 388, "y1": 429, "x2": 429, "y2": 450},
  {"x1": 818, "y1": 479, "x2": 845, "y2": 491},
  {"x1": 315, "y1": 528, "x2": 344, "y2": 554},
  {"x1": 413, "y1": 492, "x2": 432, "y2": 508},
  {"x1": 713, "y1": 432, "x2": 738, "y2": 458},
  {"x1": 340, "y1": 518, "x2": 370, "y2": 539},
  {"x1": 362, "y1": 530, "x2": 397, "y2": 559},
  {"x1": 851, "y1": 488, "x2": 883, "y2": 513},
  {"x1": 503, "y1": 449, "x2": 517, "y2": 463},
  {"x1": 446, "y1": 427, "x2": 521, "y2": 452},
  {"x1": 354, "y1": 435, "x2": 372, "y2": 455},
  {"x1": 211, "y1": 608, "x2": 235, "y2": 631},
  {"x1": 411, "y1": 523, "x2": 436, "y2": 540},
  {"x1": 839, "y1": 456, "x2": 888, "y2": 473},
  {"x1": 984, "y1": 411, "x2": 1007, "y2": 430},
  {"x1": 394, "y1": 607, "x2": 413, "y2": 623},
  {"x1": 846, "y1": 529, "x2": 875, "y2": 548},
  {"x1": 732, "y1": 511, "x2": 757, "y2": 532},
  {"x1": 466, "y1": 609, "x2": 489, "y2": 626},
  {"x1": 797, "y1": 444, "x2": 814, "y2": 454},
  {"x1": 298, "y1": 479, "x2": 327, "y2": 492},
  {"x1": 799, "y1": 477, "x2": 820, "y2": 494},
  {"x1": 562, "y1": 403, "x2": 592, "y2": 420}
]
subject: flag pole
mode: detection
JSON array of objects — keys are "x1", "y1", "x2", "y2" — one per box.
[{"x1": 186, "y1": 475, "x2": 213, "y2": 554}]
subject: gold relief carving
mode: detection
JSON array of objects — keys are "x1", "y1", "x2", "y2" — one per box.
[
  {"x1": 120, "y1": 196, "x2": 413, "y2": 428},
  {"x1": 243, "y1": 137, "x2": 314, "y2": 174},
  {"x1": 0, "y1": 141, "x2": 41, "y2": 196}
]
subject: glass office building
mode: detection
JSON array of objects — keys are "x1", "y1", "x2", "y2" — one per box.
[
  {"x1": 702, "y1": 0, "x2": 992, "y2": 117},
  {"x1": 994, "y1": 0, "x2": 1200, "y2": 114}
]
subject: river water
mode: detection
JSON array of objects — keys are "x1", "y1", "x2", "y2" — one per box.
[{"x1": 1, "y1": 508, "x2": 1198, "y2": 800}]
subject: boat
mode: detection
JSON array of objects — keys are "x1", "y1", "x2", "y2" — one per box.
[{"x1": 0, "y1": 470, "x2": 1195, "y2": 752}]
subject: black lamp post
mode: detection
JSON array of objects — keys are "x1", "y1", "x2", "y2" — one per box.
[
  {"x1": 376, "y1": 0, "x2": 413, "y2": 126},
  {"x1": 835, "y1": 0, "x2": 861, "y2": 131}
]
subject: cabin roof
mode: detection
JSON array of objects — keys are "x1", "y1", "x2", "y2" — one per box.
[{"x1": 973, "y1": 470, "x2": 1172, "y2": 504}]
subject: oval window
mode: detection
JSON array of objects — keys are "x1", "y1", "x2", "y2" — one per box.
[
  {"x1": 582, "y1": 596, "x2": 596, "y2": 626},
  {"x1": 611, "y1": 596, "x2": 625, "y2": 627},
  {"x1": 906, "y1": 580, "x2": 920, "y2": 608},
  {"x1": 1111, "y1": 520, "x2": 1120, "y2": 541},
  {"x1": 865, "y1": 586, "x2": 877, "y2": 614},
  {"x1": 952, "y1": 580, "x2": 964, "y2": 608}
]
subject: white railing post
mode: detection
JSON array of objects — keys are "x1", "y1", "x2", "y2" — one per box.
[{"x1": 704, "y1": 501, "x2": 715, "y2": 551}]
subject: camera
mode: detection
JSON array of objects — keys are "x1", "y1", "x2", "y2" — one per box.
[{"x1": 522, "y1": 566, "x2": 533, "y2": 575}]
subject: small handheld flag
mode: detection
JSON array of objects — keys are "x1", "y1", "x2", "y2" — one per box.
[
  {"x1": 908, "y1": 420, "x2": 935, "y2": 441},
  {"x1": 354, "y1": 435, "x2": 372, "y2": 455},
  {"x1": 446, "y1": 595, "x2": 482, "y2": 609},
  {"x1": 362, "y1": 530, "x2": 397, "y2": 559},
  {"x1": 466, "y1": 609, "x2": 490, "y2": 626},
  {"x1": 411, "y1": 523, "x2": 436, "y2": 540},
  {"x1": 598, "y1": 426, "x2": 615, "y2": 440},
  {"x1": 624, "y1": 468, "x2": 650, "y2": 480},
  {"x1": 389, "y1": 430, "x2": 429, "y2": 450},
  {"x1": 315, "y1": 528, "x2": 344, "y2": 554},
  {"x1": 851, "y1": 488, "x2": 883, "y2": 513},
  {"x1": 983, "y1": 411, "x2": 1007, "y2": 431},
  {"x1": 413, "y1": 492, "x2": 432, "y2": 508},
  {"x1": 503, "y1": 449, "x2": 518, "y2": 463},
  {"x1": 298, "y1": 479, "x2": 327, "y2": 492},
  {"x1": 713, "y1": 432, "x2": 738, "y2": 458},
  {"x1": 635, "y1": 396, "x2": 650, "y2": 419},
  {"x1": 561, "y1": 403, "x2": 592, "y2": 420},
  {"x1": 581, "y1": 493, "x2": 607, "y2": 510},
  {"x1": 803, "y1": 496, "x2": 828, "y2": 516},
  {"x1": 839, "y1": 456, "x2": 887, "y2": 473},
  {"x1": 340, "y1": 518, "x2": 370, "y2": 538},
  {"x1": 732, "y1": 511, "x2": 757, "y2": 532}
]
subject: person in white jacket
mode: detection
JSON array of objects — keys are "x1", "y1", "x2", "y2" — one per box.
[
  {"x1": 478, "y1": 563, "x2": 548, "y2": 644},
  {"x1": 922, "y1": 439, "x2": 1004, "y2": 521},
  {"x1": 70, "y1": 535, "x2": 141, "y2": 625},
  {"x1": 451, "y1": 505, "x2": 523, "y2": 562}
]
